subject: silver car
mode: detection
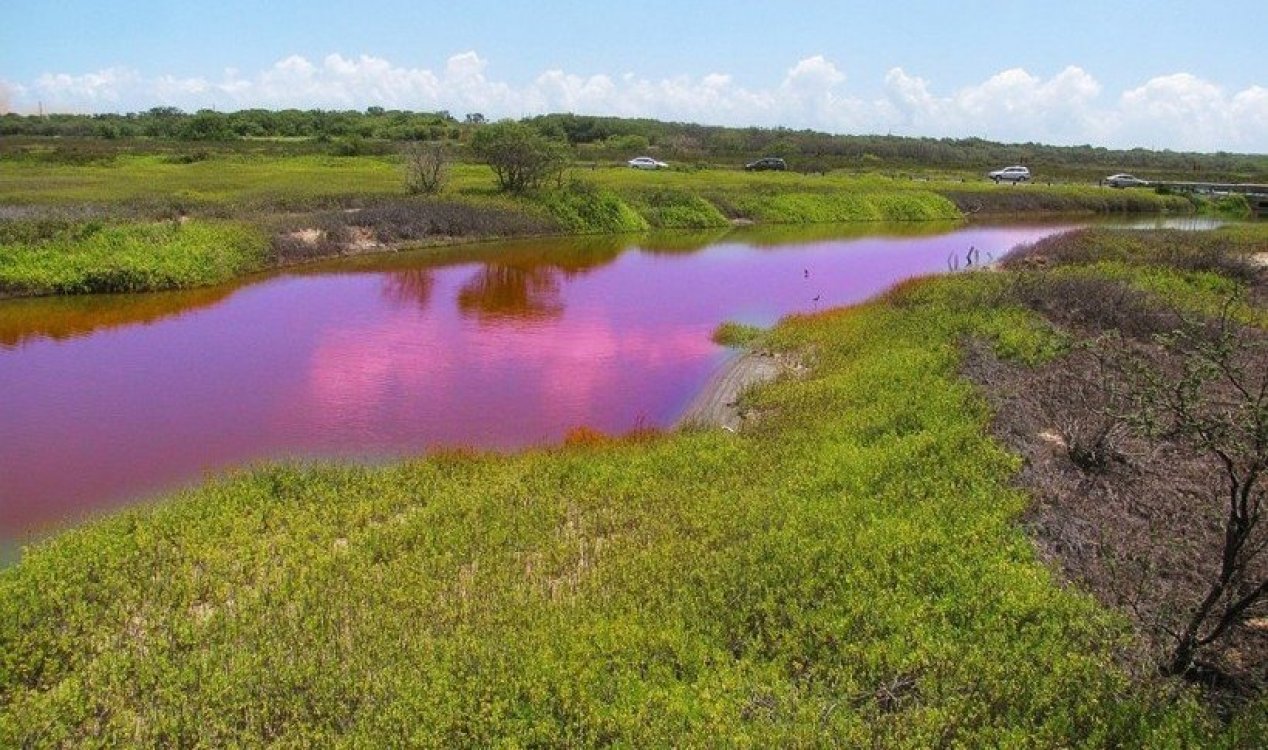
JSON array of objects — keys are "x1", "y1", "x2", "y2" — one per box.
[
  {"x1": 628, "y1": 156, "x2": 669, "y2": 170},
  {"x1": 988, "y1": 165, "x2": 1031, "y2": 183},
  {"x1": 1104, "y1": 173, "x2": 1149, "y2": 188}
]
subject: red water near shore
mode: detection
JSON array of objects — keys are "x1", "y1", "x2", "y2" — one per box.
[{"x1": 0, "y1": 222, "x2": 1073, "y2": 542}]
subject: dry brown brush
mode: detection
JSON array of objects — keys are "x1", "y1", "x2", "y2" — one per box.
[
  {"x1": 966, "y1": 270, "x2": 1268, "y2": 701},
  {"x1": 269, "y1": 200, "x2": 554, "y2": 264}
]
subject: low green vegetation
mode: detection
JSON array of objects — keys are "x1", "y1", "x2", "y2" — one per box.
[
  {"x1": 711, "y1": 321, "x2": 766, "y2": 347},
  {"x1": 0, "y1": 219, "x2": 266, "y2": 296},
  {"x1": 0, "y1": 152, "x2": 408, "y2": 208},
  {"x1": 537, "y1": 180, "x2": 649, "y2": 234},
  {"x1": 627, "y1": 188, "x2": 730, "y2": 229},
  {"x1": 4, "y1": 228, "x2": 1266, "y2": 745},
  {"x1": 722, "y1": 189, "x2": 960, "y2": 223}
]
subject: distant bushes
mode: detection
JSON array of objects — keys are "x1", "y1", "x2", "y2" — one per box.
[
  {"x1": 471, "y1": 121, "x2": 569, "y2": 193},
  {"x1": 5, "y1": 109, "x2": 1267, "y2": 184}
]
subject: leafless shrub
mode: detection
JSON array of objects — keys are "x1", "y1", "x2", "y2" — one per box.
[
  {"x1": 1044, "y1": 340, "x2": 1136, "y2": 473},
  {"x1": 403, "y1": 141, "x2": 449, "y2": 195},
  {"x1": 963, "y1": 294, "x2": 1268, "y2": 699},
  {"x1": 1124, "y1": 309, "x2": 1268, "y2": 679},
  {"x1": 347, "y1": 201, "x2": 553, "y2": 242}
]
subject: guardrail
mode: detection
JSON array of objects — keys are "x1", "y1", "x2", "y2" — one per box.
[{"x1": 1145, "y1": 181, "x2": 1268, "y2": 217}]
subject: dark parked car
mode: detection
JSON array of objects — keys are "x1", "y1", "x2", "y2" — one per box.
[{"x1": 745, "y1": 157, "x2": 787, "y2": 171}]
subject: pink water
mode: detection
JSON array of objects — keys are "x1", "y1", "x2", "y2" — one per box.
[{"x1": 0, "y1": 222, "x2": 1074, "y2": 545}]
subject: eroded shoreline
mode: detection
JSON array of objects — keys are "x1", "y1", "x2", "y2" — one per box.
[{"x1": 677, "y1": 349, "x2": 789, "y2": 431}]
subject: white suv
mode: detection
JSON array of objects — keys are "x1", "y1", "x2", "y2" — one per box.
[{"x1": 988, "y1": 165, "x2": 1031, "y2": 183}]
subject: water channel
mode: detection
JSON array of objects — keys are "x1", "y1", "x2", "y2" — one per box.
[{"x1": 1, "y1": 220, "x2": 1087, "y2": 552}]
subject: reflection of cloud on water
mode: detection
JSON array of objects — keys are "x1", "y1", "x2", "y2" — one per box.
[
  {"x1": 478, "y1": 319, "x2": 717, "y2": 426},
  {"x1": 301, "y1": 310, "x2": 450, "y2": 432},
  {"x1": 299, "y1": 308, "x2": 716, "y2": 445}
]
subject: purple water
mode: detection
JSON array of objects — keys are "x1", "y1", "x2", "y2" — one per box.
[{"x1": 0, "y1": 222, "x2": 1074, "y2": 545}]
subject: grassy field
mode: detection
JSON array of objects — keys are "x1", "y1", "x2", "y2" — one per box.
[
  {"x1": 0, "y1": 153, "x2": 407, "y2": 208},
  {"x1": 3, "y1": 227, "x2": 1266, "y2": 745},
  {"x1": 0, "y1": 152, "x2": 1193, "y2": 214},
  {"x1": 0, "y1": 145, "x2": 1225, "y2": 297}
]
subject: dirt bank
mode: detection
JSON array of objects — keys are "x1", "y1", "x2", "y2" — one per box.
[{"x1": 676, "y1": 349, "x2": 786, "y2": 430}]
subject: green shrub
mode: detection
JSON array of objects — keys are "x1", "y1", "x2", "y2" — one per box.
[
  {"x1": 631, "y1": 188, "x2": 729, "y2": 229},
  {"x1": 540, "y1": 179, "x2": 648, "y2": 234}
]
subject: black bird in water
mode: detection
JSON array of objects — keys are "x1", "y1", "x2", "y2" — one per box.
[{"x1": 804, "y1": 268, "x2": 810, "y2": 278}]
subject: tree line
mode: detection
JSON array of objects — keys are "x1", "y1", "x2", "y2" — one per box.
[{"x1": 3, "y1": 107, "x2": 1265, "y2": 180}]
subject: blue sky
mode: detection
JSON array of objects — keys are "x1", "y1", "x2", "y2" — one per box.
[{"x1": 3, "y1": 1, "x2": 1265, "y2": 152}]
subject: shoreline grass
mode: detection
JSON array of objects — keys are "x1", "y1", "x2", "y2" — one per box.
[
  {"x1": 0, "y1": 219, "x2": 266, "y2": 296},
  {"x1": 4, "y1": 228, "x2": 1266, "y2": 744}
]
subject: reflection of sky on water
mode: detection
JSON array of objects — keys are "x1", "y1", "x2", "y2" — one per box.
[{"x1": 0, "y1": 222, "x2": 1078, "y2": 541}]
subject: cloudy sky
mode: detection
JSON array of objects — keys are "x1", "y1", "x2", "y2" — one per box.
[{"x1": 3, "y1": 1, "x2": 1265, "y2": 153}]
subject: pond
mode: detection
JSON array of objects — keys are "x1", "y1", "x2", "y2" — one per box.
[{"x1": 0, "y1": 221, "x2": 1079, "y2": 552}]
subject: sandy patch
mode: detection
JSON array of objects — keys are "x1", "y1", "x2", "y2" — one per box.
[
  {"x1": 287, "y1": 228, "x2": 324, "y2": 246},
  {"x1": 677, "y1": 350, "x2": 789, "y2": 431},
  {"x1": 346, "y1": 227, "x2": 380, "y2": 252}
]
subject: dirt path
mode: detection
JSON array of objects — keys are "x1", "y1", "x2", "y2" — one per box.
[{"x1": 676, "y1": 350, "x2": 785, "y2": 431}]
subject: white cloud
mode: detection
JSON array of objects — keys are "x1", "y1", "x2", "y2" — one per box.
[
  {"x1": 32, "y1": 66, "x2": 142, "y2": 105},
  {"x1": 882, "y1": 65, "x2": 1107, "y2": 145},
  {"x1": 10, "y1": 53, "x2": 1268, "y2": 152},
  {"x1": 1114, "y1": 73, "x2": 1268, "y2": 151},
  {"x1": 783, "y1": 55, "x2": 845, "y2": 91}
]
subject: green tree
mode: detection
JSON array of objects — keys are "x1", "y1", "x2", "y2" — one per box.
[
  {"x1": 605, "y1": 134, "x2": 650, "y2": 153},
  {"x1": 469, "y1": 120, "x2": 569, "y2": 193}
]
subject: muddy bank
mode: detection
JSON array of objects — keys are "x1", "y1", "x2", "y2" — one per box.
[{"x1": 677, "y1": 349, "x2": 787, "y2": 430}]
